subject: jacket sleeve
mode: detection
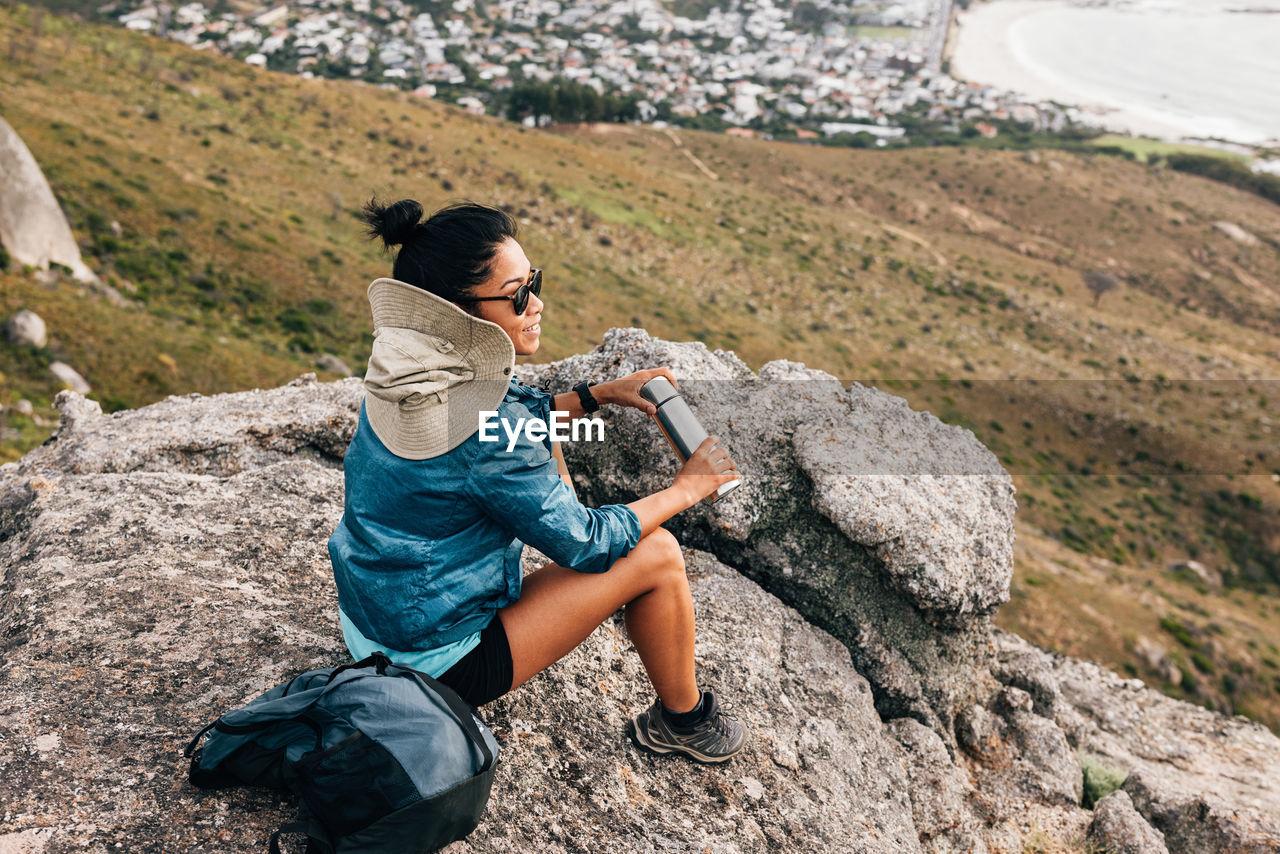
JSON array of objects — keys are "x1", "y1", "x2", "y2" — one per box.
[{"x1": 463, "y1": 403, "x2": 642, "y2": 574}]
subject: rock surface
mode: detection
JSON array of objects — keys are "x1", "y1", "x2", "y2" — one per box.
[
  {"x1": 14, "y1": 374, "x2": 362, "y2": 479},
  {"x1": 518, "y1": 328, "x2": 1015, "y2": 739},
  {"x1": 0, "y1": 117, "x2": 97, "y2": 283},
  {"x1": 995, "y1": 631, "x2": 1280, "y2": 854},
  {"x1": 0, "y1": 383, "x2": 915, "y2": 853},
  {"x1": 465, "y1": 551, "x2": 924, "y2": 854},
  {"x1": 1, "y1": 334, "x2": 1277, "y2": 854},
  {"x1": 5, "y1": 309, "x2": 47, "y2": 348},
  {"x1": 1087, "y1": 790, "x2": 1168, "y2": 854}
]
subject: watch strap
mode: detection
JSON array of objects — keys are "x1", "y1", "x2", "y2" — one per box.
[{"x1": 573, "y1": 381, "x2": 600, "y2": 413}]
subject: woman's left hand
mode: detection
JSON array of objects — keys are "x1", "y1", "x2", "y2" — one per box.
[{"x1": 601, "y1": 367, "x2": 679, "y2": 415}]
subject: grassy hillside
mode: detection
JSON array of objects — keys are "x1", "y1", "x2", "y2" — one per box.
[{"x1": 2, "y1": 4, "x2": 1279, "y2": 730}]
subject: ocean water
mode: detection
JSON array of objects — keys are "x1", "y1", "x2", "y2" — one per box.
[{"x1": 1006, "y1": 0, "x2": 1280, "y2": 144}]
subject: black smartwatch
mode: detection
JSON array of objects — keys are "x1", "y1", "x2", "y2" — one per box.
[{"x1": 573, "y1": 381, "x2": 600, "y2": 414}]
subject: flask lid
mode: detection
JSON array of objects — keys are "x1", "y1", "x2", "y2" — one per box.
[{"x1": 639, "y1": 376, "x2": 681, "y2": 408}]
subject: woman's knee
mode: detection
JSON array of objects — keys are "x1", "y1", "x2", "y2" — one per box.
[{"x1": 633, "y1": 527, "x2": 686, "y2": 577}]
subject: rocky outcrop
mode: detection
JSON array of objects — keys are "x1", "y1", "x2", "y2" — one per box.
[
  {"x1": 994, "y1": 631, "x2": 1280, "y2": 853},
  {"x1": 519, "y1": 328, "x2": 1015, "y2": 741},
  {"x1": 9, "y1": 375, "x2": 363, "y2": 479},
  {"x1": 5, "y1": 309, "x2": 47, "y2": 348},
  {"x1": 1, "y1": 334, "x2": 1278, "y2": 853},
  {"x1": 0, "y1": 376, "x2": 918, "y2": 853},
  {"x1": 0, "y1": 116, "x2": 97, "y2": 283},
  {"x1": 1087, "y1": 790, "x2": 1168, "y2": 854},
  {"x1": 1213, "y1": 221, "x2": 1260, "y2": 247}
]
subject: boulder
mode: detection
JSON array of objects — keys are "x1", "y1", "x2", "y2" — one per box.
[
  {"x1": 1212, "y1": 221, "x2": 1261, "y2": 247},
  {"x1": 48, "y1": 361, "x2": 90, "y2": 395},
  {"x1": 1165, "y1": 559, "x2": 1222, "y2": 588},
  {"x1": 518, "y1": 328, "x2": 1015, "y2": 739},
  {"x1": 0, "y1": 339, "x2": 1276, "y2": 853},
  {"x1": 1124, "y1": 771, "x2": 1279, "y2": 854},
  {"x1": 23, "y1": 375, "x2": 364, "y2": 478},
  {"x1": 316, "y1": 353, "x2": 353, "y2": 377},
  {"x1": 0, "y1": 385, "x2": 922, "y2": 852},
  {"x1": 5, "y1": 309, "x2": 47, "y2": 348},
  {"x1": 0, "y1": 116, "x2": 97, "y2": 283},
  {"x1": 1088, "y1": 790, "x2": 1168, "y2": 854},
  {"x1": 1132, "y1": 636, "x2": 1182, "y2": 686}
]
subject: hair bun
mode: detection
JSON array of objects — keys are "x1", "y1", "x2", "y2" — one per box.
[{"x1": 361, "y1": 198, "x2": 424, "y2": 249}]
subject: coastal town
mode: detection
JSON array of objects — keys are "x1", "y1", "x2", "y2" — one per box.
[{"x1": 105, "y1": 0, "x2": 1074, "y2": 142}]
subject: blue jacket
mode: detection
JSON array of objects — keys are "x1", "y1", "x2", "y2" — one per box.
[{"x1": 328, "y1": 378, "x2": 642, "y2": 652}]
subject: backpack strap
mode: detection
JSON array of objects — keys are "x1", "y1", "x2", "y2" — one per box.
[
  {"x1": 323, "y1": 651, "x2": 391, "y2": 684},
  {"x1": 268, "y1": 821, "x2": 320, "y2": 854},
  {"x1": 269, "y1": 804, "x2": 339, "y2": 854},
  {"x1": 183, "y1": 719, "x2": 220, "y2": 758}
]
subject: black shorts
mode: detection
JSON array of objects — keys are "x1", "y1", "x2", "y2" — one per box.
[{"x1": 435, "y1": 614, "x2": 514, "y2": 708}]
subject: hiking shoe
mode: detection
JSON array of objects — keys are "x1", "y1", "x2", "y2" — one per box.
[{"x1": 628, "y1": 690, "x2": 747, "y2": 764}]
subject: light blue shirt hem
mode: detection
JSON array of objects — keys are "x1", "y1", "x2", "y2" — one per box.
[{"x1": 339, "y1": 608, "x2": 482, "y2": 679}]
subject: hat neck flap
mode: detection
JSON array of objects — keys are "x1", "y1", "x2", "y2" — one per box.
[{"x1": 367, "y1": 278, "x2": 516, "y2": 377}]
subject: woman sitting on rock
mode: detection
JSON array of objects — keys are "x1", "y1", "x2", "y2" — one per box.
[{"x1": 327, "y1": 199, "x2": 747, "y2": 763}]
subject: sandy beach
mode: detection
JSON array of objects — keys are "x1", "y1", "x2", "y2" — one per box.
[{"x1": 949, "y1": 0, "x2": 1280, "y2": 144}]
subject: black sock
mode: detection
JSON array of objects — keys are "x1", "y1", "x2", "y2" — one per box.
[{"x1": 661, "y1": 694, "x2": 706, "y2": 730}]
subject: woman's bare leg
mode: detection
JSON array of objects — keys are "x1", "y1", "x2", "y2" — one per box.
[{"x1": 497, "y1": 527, "x2": 701, "y2": 712}]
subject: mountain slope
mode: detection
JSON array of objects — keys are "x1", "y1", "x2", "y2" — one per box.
[{"x1": 1, "y1": 3, "x2": 1279, "y2": 730}]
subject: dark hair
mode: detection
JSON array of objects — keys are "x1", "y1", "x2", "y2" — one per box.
[{"x1": 361, "y1": 199, "x2": 518, "y2": 304}]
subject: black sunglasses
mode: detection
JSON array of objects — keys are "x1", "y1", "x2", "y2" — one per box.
[{"x1": 469, "y1": 269, "x2": 542, "y2": 316}]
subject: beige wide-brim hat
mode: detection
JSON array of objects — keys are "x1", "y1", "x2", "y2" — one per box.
[{"x1": 363, "y1": 278, "x2": 516, "y2": 460}]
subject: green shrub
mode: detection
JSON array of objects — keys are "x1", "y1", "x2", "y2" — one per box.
[
  {"x1": 277, "y1": 307, "x2": 313, "y2": 335},
  {"x1": 1080, "y1": 753, "x2": 1126, "y2": 808},
  {"x1": 1163, "y1": 153, "x2": 1280, "y2": 206},
  {"x1": 1160, "y1": 616, "x2": 1196, "y2": 649}
]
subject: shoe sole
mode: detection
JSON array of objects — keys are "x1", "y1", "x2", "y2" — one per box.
[{"x1": 628, "y1": 718, "x2": 744, "y2": 765}]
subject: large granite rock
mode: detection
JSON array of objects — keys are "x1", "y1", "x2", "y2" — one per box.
[
  {"x1": 0, "y1": 382, "x2": 920, "y2": 853},
  {"x1": 517, "y1": 328, "x2": 1015, "y2": 739},
  {"x1": 11, "y1": 374, "x2": 364, "y2": 479},
  {"x1": 0, "y1": 336, "x2": 1276, "y2": 853},
  {"x1": 0, "y1": 116, "x2": 97, "y2": 283}
]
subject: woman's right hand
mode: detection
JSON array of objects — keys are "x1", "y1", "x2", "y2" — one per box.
[{"x1": 673, "y1": 436, "x2": 740, "y2": 504}]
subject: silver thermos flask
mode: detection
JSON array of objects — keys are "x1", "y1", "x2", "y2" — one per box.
[{"x1": 640, "y1": 377, "x2": 742, "y2": 504}]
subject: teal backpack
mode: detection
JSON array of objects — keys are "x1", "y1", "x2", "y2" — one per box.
[{"x1": 184, "y1": 652, "x2": 499, "y2": 854}]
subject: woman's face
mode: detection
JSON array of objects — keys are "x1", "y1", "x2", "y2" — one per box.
[{"x1": 469, "y1": 237, "x2": 543, "y2": 356}]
